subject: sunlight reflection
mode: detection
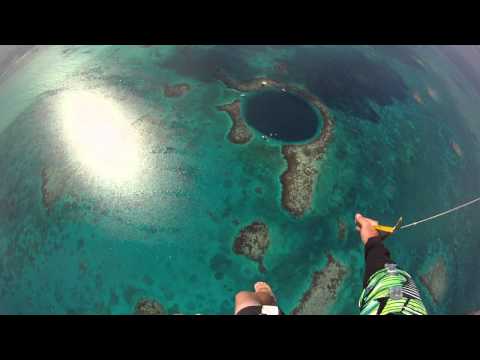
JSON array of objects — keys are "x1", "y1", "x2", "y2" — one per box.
[{"x1": 58, "y1": 89, "x2": 143, "y2": 188}]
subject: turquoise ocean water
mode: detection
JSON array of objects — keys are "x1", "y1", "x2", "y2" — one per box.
[{"x1": 0, "y1": 45, "x2": 479, "y2": 314}]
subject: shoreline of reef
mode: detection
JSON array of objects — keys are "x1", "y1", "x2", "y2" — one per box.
[
  {"x1": 216, "y1": 100, "x2": 253, "y2": 144},
  {"x1": 233, "y1": 221, "x2": 269, "y2": 272},
  {"x1": 292, "y1": 254, "x2": 347, "y2": 315},
  {"x1": 164, "y1": 83, "x2": 191, "y2": 98}
]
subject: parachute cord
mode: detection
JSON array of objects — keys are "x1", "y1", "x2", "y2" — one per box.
[{"x1": 401, "y1": 196, "x2": 480, "y2": 230}]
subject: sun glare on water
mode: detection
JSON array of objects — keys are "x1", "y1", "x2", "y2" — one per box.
[{"x1": 58, "y1": 89, "x2": 144, "y2": 189}]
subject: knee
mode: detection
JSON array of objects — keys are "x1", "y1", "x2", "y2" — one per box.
[{"x1": 235, "y1": 291, "x2": 252, "y2": 302}]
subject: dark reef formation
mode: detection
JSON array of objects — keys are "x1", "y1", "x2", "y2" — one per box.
[
  {"x1": 233, "y1": 221, "x2": 269, "y2": 272},
  {"x1": 209, "y1": 253, "x2": 233, "y2": 281},
  {"x1": 288, "y1": 46, "x2": 409, "y2": 123},
  {"x1": 216, "y1": 70, "x2": 335, "y2": 217},
  {"x1": 292, "y1": 255, "x2": 347, "y2": 315},
  {"x1": 162, "y1": 45, "x2": 258, "y2": 83},
  {"x1": 217, "y1": 100, "x2": 253, "y2": 144},
  {"x1": 274, "y1": 61, "x2": 288, "y2": 75},
  {"x1": 135, "y1": 298, "x2": 166, "y2": 315},
  {"x1": 41, "y1": 166, "x2": 69, "y2": 214},
  {"x1": 164, "y1": 83, "x2": 191, "y2": 98},
  {"x1": 420, "y1": 258, "x2": 447, "y2": 304},
  {"x1": 337, "y1": 218, "x2": 347, "y2": 240},
  {"x1": 40, "y1": 167, "x2": 53, "y2": 212}
]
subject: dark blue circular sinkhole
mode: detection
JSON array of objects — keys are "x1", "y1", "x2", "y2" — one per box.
[{"x1": 244, "y1": 90, "x2": 320, "y2": 142}]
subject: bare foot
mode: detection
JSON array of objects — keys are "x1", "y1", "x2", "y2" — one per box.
[
  {"x1": 254, "y1": 281, "x2": 277, "y2": 305},
  {"x1": 254, "y1": 281, "x2": 273, "y2": 294}
]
